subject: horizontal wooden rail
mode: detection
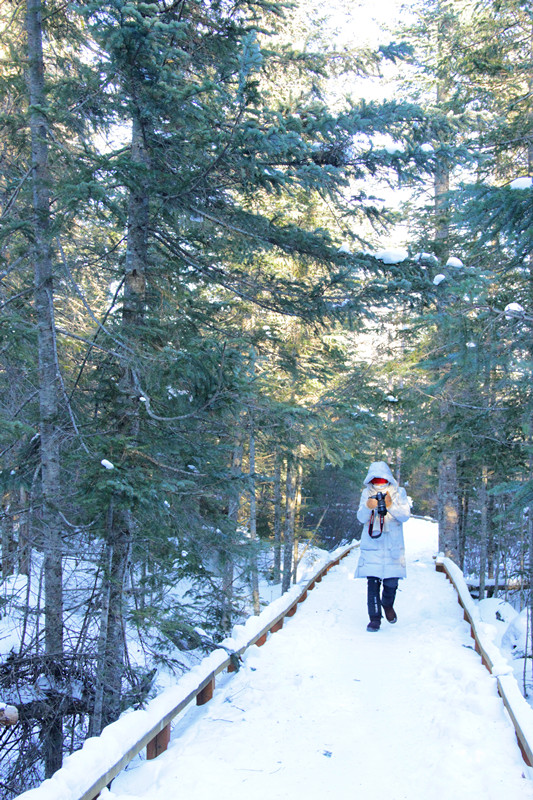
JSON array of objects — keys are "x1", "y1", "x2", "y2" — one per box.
[
  {"x1": 436, "y1": 556, "x2": 533, "y2": 769},
  {"x1": 17, "y1": 542, "x2": 358, "y2": 800}
]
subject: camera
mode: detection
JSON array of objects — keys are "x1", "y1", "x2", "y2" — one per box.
[{"x1": 372, "y1": 491, "x2": 388, "y2": 517}]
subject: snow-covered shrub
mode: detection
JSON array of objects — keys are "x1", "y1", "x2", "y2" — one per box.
[
  {"x1": 478, "y1": 597, "x2": 517, "y2": 625},
  {"x1": 501, "y1": 608, "x2": 531, "y2": 659}
]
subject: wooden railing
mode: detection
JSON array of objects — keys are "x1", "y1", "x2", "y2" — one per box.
[
  {"x1": 16, "y1": 543, "x2": 358, "y2": 800},
  {"x1": 436, "y1": 556, "x2": 533, "y2": 768}
]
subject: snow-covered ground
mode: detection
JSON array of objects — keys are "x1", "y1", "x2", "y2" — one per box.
[{"x1": 101, "y1": 518, "x2": 533, "y2": 800}]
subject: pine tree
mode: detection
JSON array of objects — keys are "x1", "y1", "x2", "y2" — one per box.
[{"x1": 0, "y1": 0, "x2": 447, "y2": 788}]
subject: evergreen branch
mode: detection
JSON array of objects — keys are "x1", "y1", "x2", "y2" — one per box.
[
  {"x1": 0, "y1": 167, "x2": 32, "y2": 220},
  {"x1": 57, "y1": 238, "x2": 129, "y2": 350},
  {"x1": 0, "y1": 286, "x2": 34, "y2": 311},
  {"x1": 130, "y1": 349, "x2": 227, "y2": 422},
  {"x1": 184, "y1": 105, "x2": 247, "y2": 196},
  {"x1": 45, "y1": 285, "x2": 91, "y2": 456},
  {"x1": 54, "y1": 327, "x2": 128, "y2": 360},
  {"x1": 152, "y1": 230, "x2": 327, "y2": 319},
  {"x1": 124, "y1": 448, "x2": 207, "y2": 477}
]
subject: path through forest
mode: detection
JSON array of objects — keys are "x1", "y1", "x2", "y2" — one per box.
[{"x1": 102, "y1": 519, "x2": 533, "y2": 800}]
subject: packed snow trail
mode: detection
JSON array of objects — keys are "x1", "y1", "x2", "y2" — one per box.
[{"x1": 103, "y1": 519, "x2": 533, "y2": 800}]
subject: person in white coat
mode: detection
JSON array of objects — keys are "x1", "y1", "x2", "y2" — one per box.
[{"x1": 355, "y1": 461, "x2": 411, "y2": 632}]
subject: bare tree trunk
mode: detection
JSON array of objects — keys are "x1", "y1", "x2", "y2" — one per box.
[
  {"x1": 434, "y1": 3, "x2": 461, "y2": 567},
  {"x1": 282, "y1": 461, "x2": 297, "y2": 593},
  {"x1": 479, "y1": 465, "x2": 489, "y2": 600},
  {"x1": 26, "y1": 0, "x2": 64, "y2": 775},
  {"x1": 2, "y1": 500, "x2": 15, "y2": 579},
  {"x1": 90, "y1": 546, "x2": 111, "y2": 736},
  {"x1": 273, "y1": 449, "x2": 282, "y2": 584},
  {"x1": 458, "y1": 490, "x2": 467, "y2": 568},
  {"x1": 122, "y1": 112, "x2": 148, "y2": 332},
  {"x1": 19, "y1": 486, "x2": 32, "y2": 577},
  {"x1": 248, "y1": 419, "x2": 260, "y2": 615},
  {"x1": 438, "y1": 454, "x2": 460, "y2": 563},
  {"x1": 292, "y1": 461, "x2": 303, "y2": 584},
  {"x1": 222, "y1": 434, "x2": 244, "y2": 632},
  {"x1": 487, "y1": 494, "x2": 495, "y2": 582},
  {"x1": 99, "y1": 508, "x2": 132, "y2": 730},
  {"x1": 529, "y1": 453, "x2": 533, "y2": 684}
]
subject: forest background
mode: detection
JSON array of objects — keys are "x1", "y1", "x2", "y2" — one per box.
[{"x1": 1, "y1": 0, "x2": 532, "y2": 795}]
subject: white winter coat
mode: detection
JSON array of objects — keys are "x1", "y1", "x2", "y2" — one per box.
[{"x1": 355, "y1": 461, "x2": 411, "y2": 580}]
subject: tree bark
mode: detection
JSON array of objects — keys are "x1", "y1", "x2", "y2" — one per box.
[
  {"x1": 19, "y1": 486, "x2": 32, "y2": 577},
  {"x1": 479, "y1": 465, "x2": 489, "y2": 600},
  {"x1": 2, "y1": 501, "x2": 16, "y2": 579},
  {"x1": 222, "y1": 434, "x2": 244, "y2": 632},
  {"x1": 248, "y1": 418, "x2": 260, "y2": 615},
  {"x1": 291, "y1": 461, "x2": 303, "y2": 585},
  {"x1": 96, "y1": 507, "x2": 132, "y2": 731},
  {"x1": 438, "y1": 453, "x2": 460, "y2": 563},
  {"x1": 26, "y1": 0, "x2": 64, "y2": 776},
  {"x1": 434, "y1": 9, "x2": 460, "y2": 564},
  {"x1": 273, "y1": 448, "x2": 282, "y2": 584},
  {"x1": 282, "y1": 461, "x2": 297, "y2": 593}
]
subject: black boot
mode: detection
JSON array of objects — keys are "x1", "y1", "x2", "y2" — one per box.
[
  {"x1": 367, "y1": 577, "x2": 381, "y2": 620},
  {"x1": 381, "y1": 578, "x2": 398, "y2": 623},
  {"x1": 366, "y1": 618, "x2": 381, "y2": 632}
]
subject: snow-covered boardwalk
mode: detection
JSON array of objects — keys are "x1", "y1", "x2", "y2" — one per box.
[{"x1": 104, "y1": 519, "x2": 533, "y2": 800}]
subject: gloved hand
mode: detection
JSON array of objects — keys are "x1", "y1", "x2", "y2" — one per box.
[
  {"x1": 366, "y1": 492, "x2": 392, "y2": 510},
  {"x1": 0, "y1": 704, "x2": 18, "y2": 727}
]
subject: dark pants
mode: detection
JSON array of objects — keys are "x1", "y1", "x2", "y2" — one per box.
[{"x1": 367, "y1": 577, "x2": 399, "y2": 621}]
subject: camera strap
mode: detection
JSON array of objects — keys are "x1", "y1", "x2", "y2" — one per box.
[{"x1": 368, "y1": 510, "x2": 384, "y2": 539}]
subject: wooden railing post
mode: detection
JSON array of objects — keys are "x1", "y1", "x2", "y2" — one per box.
[
  {"x1": 197, "y1": 677, "x2": 215, "y2": 706},
  {"x1": 147, "y1": 723, "x2": 171, "y2": 760}
]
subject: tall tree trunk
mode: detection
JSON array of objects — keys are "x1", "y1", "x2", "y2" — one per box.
[
  {"x1": 19, "y1": 486, "x2": 32, "y2": 577},
  {"x1": 26, "y1": 0, "x2": 64, "y2": 776},
  {"x1": 2, "y1": 500, "x2": 15, "y2": 579},
  {"x1": 122, "y1": 112, "x2": 148, "y2": 333},
  {"x1": 529, "y1": 449, "x2": 533, "y2": 684},
  {"x1": 90, "y1": 545, "x2": 111, "y2": 736},
  {"x1": 94, "y1": 109, "x2": 149, "y2": 731},
  {"x1": 479, "y1": 465, "x2": 489, "y2": 600},
  {"x1": 434, "y1": 10, "x2": 460, "y2": 564},
  {"x1": 248, "y1": 418, "x2": 260, "y2": 615},
  {"x1": 438, "y1": 454, "x2": 460, "y2": 562},
  {"x1": 98, "y1": 506, "x2": 132, "y2": 731},
  {"x1": 222, "y1": 433, "x2": 244, "y2": 632},
  {"x1": 458, "y1": 490, "x2": 468, "y2": 571},
  {"x1": 291, "y1": 461, "x2": 303, "y2": 584},
  {"x1": 282, "y1": 461, "x2": 297, "y2": 593},
  {"x1": 273, "y1": 448, "x2": 282, "y2": 584}
]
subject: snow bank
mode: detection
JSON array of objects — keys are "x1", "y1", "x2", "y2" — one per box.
[
  {"x1": 501, "y1": 608, "x2": 530, "y2": 658},
  {"x1": 437, "y1": 556, "x2": 514, "y2": 677},
  {"x1": 15, "y1": 543, "x2": 357, "y2": 800}
]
